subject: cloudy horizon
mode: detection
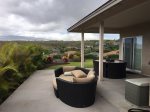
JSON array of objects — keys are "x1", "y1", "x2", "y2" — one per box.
[{"x1": 0, "y1": 0, "x2": 119, "y2": 41}]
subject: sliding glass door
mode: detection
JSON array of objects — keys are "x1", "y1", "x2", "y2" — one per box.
[
  {"x1": 123, "y1": 36, "x2": 142, "y2": 71},
  {"x1": 124, "y1": 38, "x2": 133, "y2": 68},
  {"x1": 133, "y1": 37, "x2": 142, "y2": 70}
]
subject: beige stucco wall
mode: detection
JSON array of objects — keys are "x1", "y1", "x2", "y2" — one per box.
[
  {"x1": 119, "y1": 23, "x2": 150, "y2": 76},
  {"x1": 141, "y1": 32, "x2": 150, "y2": 76}
]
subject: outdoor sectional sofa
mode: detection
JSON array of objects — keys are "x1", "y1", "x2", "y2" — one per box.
[{"x1": 52, "y1": 66, "x2": 97, "y2": 108}]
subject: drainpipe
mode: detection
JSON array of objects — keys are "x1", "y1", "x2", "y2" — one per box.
[
  {"x1": 99, "y1": 22, "x2": 104, "y2": 81},
  {"x1": 81, "y1": 32, "x2": 84, "y2": 68}
]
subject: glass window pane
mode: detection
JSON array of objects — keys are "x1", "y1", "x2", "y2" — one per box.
[
  {"x1": 133, "y1": 36, "x2": 142, "y2": 70},
  {"x1": 124, "y1": 38, "x2": 133, "y2": 69}
]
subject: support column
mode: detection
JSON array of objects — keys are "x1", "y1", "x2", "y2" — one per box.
[
  {"x1": 99, "y1": 22, "x2": 104, "y2": 81},
  {"x1": 119, "y1": 37, "x2": 123, "y2": 60},
  {"x1": 81, "y1": 32, "x2": 84, "y2": 68}
]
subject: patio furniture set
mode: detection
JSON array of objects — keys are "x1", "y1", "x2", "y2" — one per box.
[
  {"x1": 52, "y1": 60, "x2": 150, "y2": 109},
  {"x1": 52, "y1": 66, "x2": 97, "y2": 108},
  {"x1": 93, "y1": 59, "x2": 150, "y2": 107},
  {"x1": 93, "y1": 60, "x2": 127, "y2": 79}
]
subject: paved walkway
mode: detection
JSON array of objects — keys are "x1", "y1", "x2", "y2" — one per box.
[{"x1": 0, "y1": 70, "x2": 119, "y2": 112}]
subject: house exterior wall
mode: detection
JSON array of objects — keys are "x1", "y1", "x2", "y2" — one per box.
[
  {"x1": 141, "y1": 32, "x2": 150, "y2": 76},
  {"x1": 119, "y1": 23, "x2": 150, "y2": 76}
]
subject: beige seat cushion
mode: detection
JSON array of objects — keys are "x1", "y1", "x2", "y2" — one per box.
[
  {"x1": 59, "y1": 74, "x2": 74, "y2": 82},
  {"x1": 73, "y1": 76, "x2": 95, "y2": 83},
  {"x1": 52, "y1": 77, "x2": 57, "y2": 89},
  {"x1": 64, "y1": 71, "x2": 73, "y2": 76},
  {"x1": 63, "y1": 66, "x2": 76, "y2": 72},
  {"x1": 71, "y1": 70, "x2": 86, "y2": 78}
]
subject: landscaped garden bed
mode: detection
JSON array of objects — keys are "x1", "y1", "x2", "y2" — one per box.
[{"x1": 0, "y1": 43, "x2": 48, "y2": 104}]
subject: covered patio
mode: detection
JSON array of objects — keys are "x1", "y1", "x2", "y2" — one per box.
[
  {"x1": 1, "y1": 0, "x2": 150, "y2": 112},
  {"x1": 68, "y1": 0, "x2": 150, "y2": 79},
  {"x1": 67, "y1": 0, "x2": 150, "y2": 110},
  {"x1": 0, "y1": 70, "x2": 148, "y2": 112}
]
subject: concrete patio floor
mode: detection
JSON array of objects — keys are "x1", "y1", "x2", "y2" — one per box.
[
  {"x1": 0, "y1": 70, "x2": 149, "y2": 112},
  {"x1": 99, "y1": 73, "x2": 150, "y2": 112}
]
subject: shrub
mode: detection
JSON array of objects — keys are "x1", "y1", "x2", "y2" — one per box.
[
  {"x1": 75, "y1": 52, "x2": 81, "y2": 57},
  {"x1": 0, "y1": 43, "x2": 47, "y2": 104},
  {"x1": 53, "y1": 54, "x2": 61, "y2": 59},
  {"x1": 32, "y1": 54, "x2": 46, "y2": 69},
  {"x1": 85, "y1": 54, "x2": 98, "y2": 59},
  {"x1": 47, "y1": 56, "x2": 53, "y2": 63},
  {"x1": 68, "y1": 54, "x2": 74, "y2": 59},
  {"x1": 62, "y1": 56, "x2": 68, "y2": 63},
  {"x1": 104, "y1": 54, "x2": 119, "y2": 60},
  {"x1": 72, "y1": 55, "x2": 80, "y2": 62},
  {"x1": 0, "y1": 64, "x2": 19, "y2": 104}
]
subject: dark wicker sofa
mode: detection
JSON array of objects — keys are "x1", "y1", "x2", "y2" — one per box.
[{"x1": 53, "y1": 66, "x2": 97, "y2": 108}]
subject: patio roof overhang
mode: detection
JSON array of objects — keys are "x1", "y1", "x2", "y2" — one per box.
[
  {"x1": 67, "y1": 0, "x2": 150, "y2": 81},
  {"x1": 67, "y1": 0, "x2": 150, "y2": 33}
]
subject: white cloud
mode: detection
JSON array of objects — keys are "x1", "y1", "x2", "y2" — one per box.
[{"x1": 0, "y1": 0, "x2": 119, "y2": 41}]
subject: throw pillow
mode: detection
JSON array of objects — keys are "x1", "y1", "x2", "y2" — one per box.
[
  {"x1": 87, "y1": 70, "x2": 95, "y2": 78},
  {"x1": 64, "y1": 72, "x2": 73, "y2": 76},
  {"x1": 58, "y1": 75, "x2": 74, "y2": 82},
  {"x1": 71, "y1": 70, "x2": 86, "y2": 78},
  {"x1": 75, "y1": 67, "x2": 89, "y2": 74}
]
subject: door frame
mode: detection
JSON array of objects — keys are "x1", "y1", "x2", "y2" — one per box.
[{"x1": 123, "y1": 36, "x2": 143, "y2": 73}]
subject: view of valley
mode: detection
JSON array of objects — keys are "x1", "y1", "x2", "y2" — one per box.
[
  {"x1": 2, "y1": 0, "x2": 148, "y2": 111},
  {"x1": 0, "y1": 40, "x2": 119, "y2": 104}
]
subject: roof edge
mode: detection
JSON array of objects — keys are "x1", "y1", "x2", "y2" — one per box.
[{"x1": 67, "y1": 0, "x2": 122, "y2": 32}]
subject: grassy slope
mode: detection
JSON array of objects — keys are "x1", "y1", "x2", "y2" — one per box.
[{"x1": 48, "y1": 59, "x2": 93, "y2": 69}]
